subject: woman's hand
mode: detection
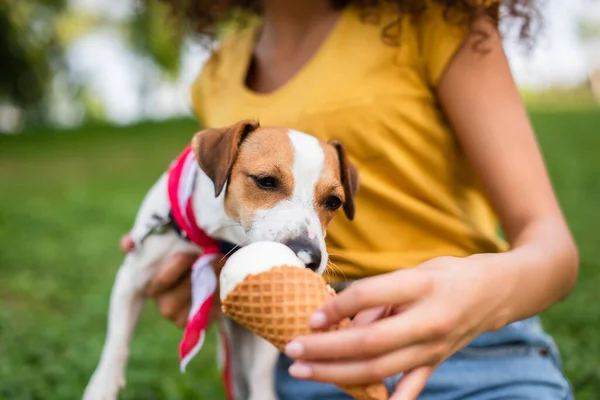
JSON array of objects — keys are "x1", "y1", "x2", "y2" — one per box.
[
  {"x1": 119, "y1": 234, "x2": 225, "y2": 328},
  {"x1": 283, "y1": 254, "x2": 514, "y2": 400}
]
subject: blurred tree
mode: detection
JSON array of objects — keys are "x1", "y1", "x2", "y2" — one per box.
[
  {"x1": 0, "y1": 0, "x2": 70, "y2": 128},
  {"x1": 579, "y1": 18, "x2": 600, "y2": 40},
  {"x1": 0, "y1": 0, "x2": 186, "y2": 132},
  {"x1": 130, "y1": 0, "x2": 184, "y2": 80}
]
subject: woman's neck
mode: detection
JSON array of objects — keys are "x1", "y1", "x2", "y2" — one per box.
[
  {"x1": 247, "y1": 0, "x2": 341, "y2": 93},
  {"x1": 260, "y1": 0, "x2": 338, "y2": 47}
]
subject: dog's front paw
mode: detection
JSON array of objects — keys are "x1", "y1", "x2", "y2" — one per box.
[{"x1": 82, "y1": 370, "x2": 125, "y2": 400}]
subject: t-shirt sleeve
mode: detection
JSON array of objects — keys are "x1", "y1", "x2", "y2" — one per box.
[
  {"x1": 189, "y1": 73, "x2": 204, "y2": 121},
  {"x1": 189, "y1": 58, "x2": 213, "y2": 123},
  {"x1": 188, "y1": 28, "x2": 251, "y2": 124},
  {"x1": 415, "y1": 3, "x2": 472, "y2": 87},
  {"x1": 189, "y1": 48, "x2": 223, "y2": 124}
]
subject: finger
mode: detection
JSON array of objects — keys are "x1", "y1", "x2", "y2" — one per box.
[
  {"x1": 310, "y1": 270, "x2": 431, "y2": 329},
  {"x1": 155, "y1": 275, "x2": 192, "y2": 322},
  {"x1": 352, "y1": 305, "x2": 409, "y2": 327},
  {"x1": 286, "y1": 307, "x2": 439, "y2": 361},
  {"x1": 351, "y1": 306, "x2": 389, "y2": 327},
  {"x1": 175, "y1": 301, "x2": 192, "y2": 328},
  {"x1": 390, "y1": 366, "x2": 433, "y2": 400},
  {"x1": 212, "y1": 255, "x2": 225, "y2": 294},
  {"x1": 212, "y1": 254, "x2": 228, "y2": 275},
  {"x1": 208, "y1": 305, "x2": 223, "y2": 326},
  {"x1": 288, "y1": 342, "x2": 437, "y2": 386},
  {"x1": 120, "y1": 234, "x2": 134, "y2": 253},
  {"x1": 207, "y1": 292, "x2": 223, "y2": 322},
  {"x1": 145, "y1": 253, "x2": 198, "y2": 296}
]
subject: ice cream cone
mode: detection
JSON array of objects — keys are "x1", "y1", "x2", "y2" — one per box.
[{"x1": 222, "y1": 265, "x2": 389, "y2": 400}]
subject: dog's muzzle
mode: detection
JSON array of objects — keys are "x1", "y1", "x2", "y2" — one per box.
[{"x1": 283, "y1": 238, "x2": 322, "y2": 271}]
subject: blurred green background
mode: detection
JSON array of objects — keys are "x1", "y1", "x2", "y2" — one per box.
[{"x1": 1, "y1": 1, "x2": 600, "y2": 400}]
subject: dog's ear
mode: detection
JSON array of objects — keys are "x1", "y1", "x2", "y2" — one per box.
[
  {"x1": 192, "y1": 120, "x2": 260, "y2": 197},
  {"x1": 328, "y1": 139, "x2": 359, "y2": 220}
]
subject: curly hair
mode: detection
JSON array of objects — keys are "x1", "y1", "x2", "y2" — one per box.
[{"x1": 159, "y1": 0, "x2": 539, "y2": 46}]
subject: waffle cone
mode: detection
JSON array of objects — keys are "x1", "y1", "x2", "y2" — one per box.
[{"x1": 222, "y1": 266, "x2": 389, "y2": 400}]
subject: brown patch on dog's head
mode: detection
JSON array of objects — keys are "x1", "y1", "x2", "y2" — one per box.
[
  {"x1": 323, "y1": 140, "x2": 359, "y2": 221},
  {"x1": 222, "y1": 127, "x2": 296, "y2": 223},
  {"x1": 191, "y1": 120, "x2": 260, "y2": 197},
  {"x1": 314, "y1": 144, "x2": 345, "y2": 228}
]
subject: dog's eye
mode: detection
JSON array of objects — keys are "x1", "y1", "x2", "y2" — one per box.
[
  {"x1": 252, "y1": 176, "x2": 279, "y2": 190},
  {"x1": 324, "y1": 195, "x2": 342, "y2": 211}
]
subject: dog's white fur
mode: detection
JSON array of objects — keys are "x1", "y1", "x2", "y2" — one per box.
[{"x1": 83, "y1": 125, "x2": 349, "y2": 400}]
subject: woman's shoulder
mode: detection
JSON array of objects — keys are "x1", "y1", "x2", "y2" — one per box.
[
  {"x1": 406, "y1": 2, "x2": 479, "y2": 86},
  {"x1": 338, "y1": 2, "x2": 476, "y2": 84},
  {"x1": 201, "y1": 24, "x2": 257, "y2": 78},
  {"x1": 190, "y1": 24, "x2": 257, "y2": 119}
]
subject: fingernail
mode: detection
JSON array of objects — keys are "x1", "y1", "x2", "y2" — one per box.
[
  {"x1": 309, "y1": 311, "x2": 327, "y2": 327},
  {"x1": 289, "y1": 363, "x2": 312, "y2": 378},
  {"x1": 285, "y1": 341, "x2": 304, "y2": 357}
]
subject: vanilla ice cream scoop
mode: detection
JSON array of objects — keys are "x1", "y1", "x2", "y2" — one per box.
[{"x1": 219, "y1": 241, "x2": 306, "y2": 301}]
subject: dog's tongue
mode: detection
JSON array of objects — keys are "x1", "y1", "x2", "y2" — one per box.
[{"x1": 219, "y1": 241, "x2": 305, "y2": 301}]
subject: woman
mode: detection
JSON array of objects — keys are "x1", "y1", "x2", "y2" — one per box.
[{"x1": 131, "y1": 1, "x2": 579, "y2": 398}]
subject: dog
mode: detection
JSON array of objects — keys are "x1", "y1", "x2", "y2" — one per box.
[{"x1": 83, "y1": 120, "x2": 359, "y2": 400}]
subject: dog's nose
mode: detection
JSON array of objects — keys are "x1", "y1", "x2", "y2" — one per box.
[{"x1": 284, "y1": 239, "x2": 322, "y2": 271}]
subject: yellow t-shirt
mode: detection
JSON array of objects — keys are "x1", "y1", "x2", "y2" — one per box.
[{"x1": 190, "y1": 3, "x2": 508, "y2": 281}]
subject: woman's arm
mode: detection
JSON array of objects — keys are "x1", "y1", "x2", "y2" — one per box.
[
  {"x1": 119, "y1": 234, "x2": 224, "y2": 328},
  {"x1": 281, "y1": 16, "x2": 579, "y2": 400},
  {"x1": 437, "y1": 16, "x2": 579, "y2": 323}
]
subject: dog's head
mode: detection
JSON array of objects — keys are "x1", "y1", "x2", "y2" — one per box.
[{"x1": 191, "y1": 120, "x2": 359, "y2": 273}]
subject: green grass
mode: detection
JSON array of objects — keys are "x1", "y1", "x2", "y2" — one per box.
[
  {"x1": 1, "y1": 111, "x2": 599, "y2": 399},
  {"x1": 521, "y1": 84, "x2": 599, "y2": 111}
]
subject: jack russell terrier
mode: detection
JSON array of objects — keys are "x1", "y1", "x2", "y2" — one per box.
[{"x1": 83, "y1": 120, "x2": 359, "y2": 400}]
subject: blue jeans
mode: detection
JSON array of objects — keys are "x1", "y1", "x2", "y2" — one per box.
[{"x1": 275, "y1": 316, "x2": 573, "y2": 399}]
